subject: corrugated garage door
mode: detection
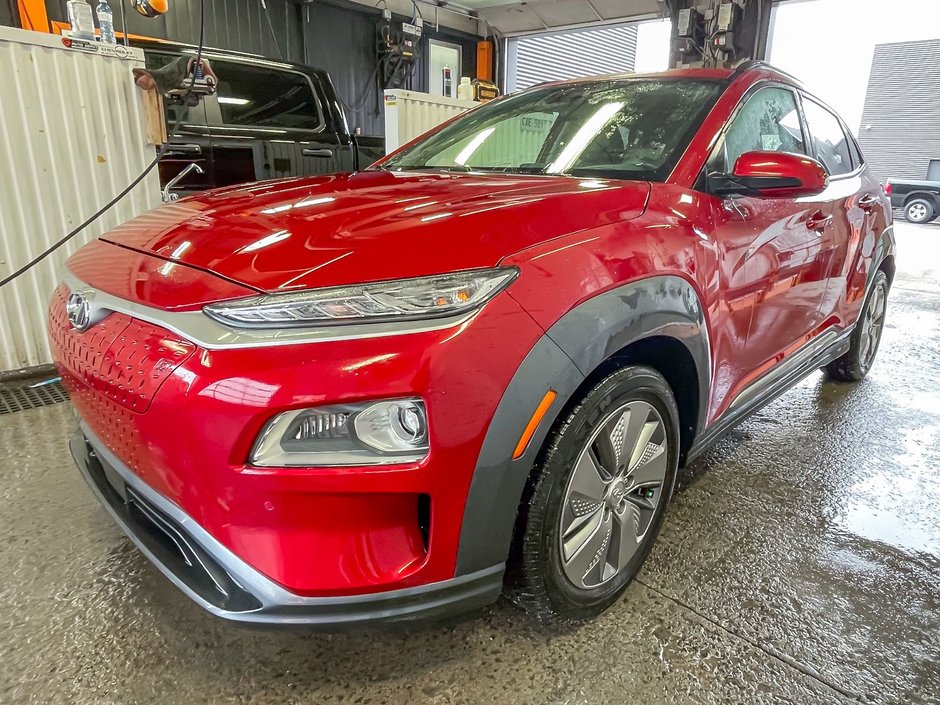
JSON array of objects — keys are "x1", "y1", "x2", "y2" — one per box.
[
  {"x1": 856, "y1": 38, "x2": 940, "y2": 183},
  {"x1": 506, "y1": 24, "x2": 638, "y2": 93}
]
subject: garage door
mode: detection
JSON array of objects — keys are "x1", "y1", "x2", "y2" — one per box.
[{"x1": 506, "y1": 23, "x2": 638, "y2": 93}]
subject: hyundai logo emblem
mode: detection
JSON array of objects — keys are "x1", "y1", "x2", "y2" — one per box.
[{"x1": 66, "y1": 291, "x2": 93, "y2": 331}]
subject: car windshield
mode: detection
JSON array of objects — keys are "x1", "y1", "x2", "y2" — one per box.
[{"x1": 378, "y1": 78, "x2": 726, "y2": 182}]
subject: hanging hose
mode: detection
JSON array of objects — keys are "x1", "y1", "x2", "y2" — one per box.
[{"x1": 0, "y1": 0, "x2": 208, "y2": 290}]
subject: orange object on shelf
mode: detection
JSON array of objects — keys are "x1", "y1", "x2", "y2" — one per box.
[
  {"x1": 52, "y1": 19, "x2": 170, "y2": 44},
  {"x1": 18, "y1": 0, "x2": 50, "y2": 32},
  {"x1": 476, "y1": 40, "x2": 493, "y2": 82}
]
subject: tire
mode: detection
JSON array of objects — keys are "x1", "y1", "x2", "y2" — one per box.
[
  {"x1": 824, "y1": 270, "x2": 889, "y2": 382},
  {"x1": 904, "y1": 198, "x2": 934, "y2": 224},
  {"x1": 506, "y1": 365, "x2": 679, "y2": 623}
]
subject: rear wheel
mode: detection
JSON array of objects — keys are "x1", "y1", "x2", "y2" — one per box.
[
  {"x1": 824, "y1": 270, "x2": 889, "y2": 382},
  {"x1": 506, "y1": 365, "x2": 679, "y2": 623},
  {"x1": 904, "y1": 198, "x2": 934, "y2": 224}
]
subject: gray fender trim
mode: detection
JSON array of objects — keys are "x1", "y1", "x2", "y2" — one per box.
[{"x1": 455, "y1": 275, "x2": 711, "y2": 576}]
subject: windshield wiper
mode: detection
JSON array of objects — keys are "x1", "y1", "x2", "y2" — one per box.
[
  {"x1": 384, "y1": 165, "x2": 472, "y2": 173},
  {"x1": 460, "y1": 165, "x2": 547, "y2": 175},
  {"x1": 382, "y1": 164, "x2": 549, "y2": 175}
]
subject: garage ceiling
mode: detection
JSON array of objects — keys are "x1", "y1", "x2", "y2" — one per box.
[
  {"x1": 345, "y1": 0, "x2": 666, "y2": 37},
  {"x1": 458, "y1": 0, "x2": 666, "y2": 35}
]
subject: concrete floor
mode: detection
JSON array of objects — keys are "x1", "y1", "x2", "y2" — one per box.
[{"x1": 2, "y1": 223, "x2": 939, "y2": 705}]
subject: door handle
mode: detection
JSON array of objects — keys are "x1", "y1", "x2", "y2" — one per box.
[
  {"x1": 163, "y1": 143, "x2": 202, "y2": 156},
  {"x1": 806, "y1": 211, "x2": 832, "y2": 232},
  {"x1": 302, "y1": 148, "x2": 334, "y2": 158},
  {"x1": 858, "y1": 194, "x2": 879, "y2": 210}
]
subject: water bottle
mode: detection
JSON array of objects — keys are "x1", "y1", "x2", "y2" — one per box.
[
  {"x1": 457, "y1": 77, "x2": 474, "y2": 101},
  {"x1": 96, "y1": 0, "x2": 116, "y2": 45}
]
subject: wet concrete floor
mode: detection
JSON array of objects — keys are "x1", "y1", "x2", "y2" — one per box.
[{"x1": 2, "y1": 224, "x2": 939, "y2": 704}]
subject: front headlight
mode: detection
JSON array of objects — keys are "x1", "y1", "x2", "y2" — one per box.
[
  {"x1": 250, "y1": 398, "x2": 429, "y2": 467},
  {"x1": 204, "y1": 267, "x2": 519, "y2": 329}
]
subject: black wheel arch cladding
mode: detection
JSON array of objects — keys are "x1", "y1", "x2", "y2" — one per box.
[
  {"x1": 455, "y1": 275, "x2": 710, "y2": 576},
  {"x1": 871, "y1": 225, "x2": 897, "y2": 288}
]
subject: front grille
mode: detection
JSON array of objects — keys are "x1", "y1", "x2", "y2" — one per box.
[
  {"x1": 48, "y1": 285, "x2": 196, "y2": 414},
  {"x1": 0, "y1": 380, "x2": 69, "y2": 415},
  {"x1": 47, "y1": 283, "x2": 199, "y2": 475}
]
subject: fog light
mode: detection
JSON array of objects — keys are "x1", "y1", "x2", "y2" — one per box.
[
  {"x1": 250, "y1": 398, "x2": 429, "y2": 467},
  {"x1": 355, "y1": 400, "x2": 428, "y2": 453},
  {"x1": 399, "y1": 405, "x2": 423, "y2": 439}
]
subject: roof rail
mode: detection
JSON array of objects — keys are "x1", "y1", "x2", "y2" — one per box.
[{"x1": 729, "y1": 60, "x2": 801, "y2": 83}]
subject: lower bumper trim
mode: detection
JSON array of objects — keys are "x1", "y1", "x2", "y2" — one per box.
[{"x1": 70, "y1": 426, "x2": 504, "y2": 625}]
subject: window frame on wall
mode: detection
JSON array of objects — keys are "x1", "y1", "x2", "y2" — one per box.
[
  {"x1": 427, "y1": 38, "x2": 464, "y2": 99},
  {"x1": 928, "y1": 159, "x2": 940, "y2": 181}
]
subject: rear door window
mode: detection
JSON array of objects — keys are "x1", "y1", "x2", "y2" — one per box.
[
  {"x1": 212, "y1": 60, "x2": 322, "y2": 131},
  {"x1": 802, "y1": 99, "x2": 853, "y2": 176}
]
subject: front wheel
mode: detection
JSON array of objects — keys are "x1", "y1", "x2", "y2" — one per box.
[
  {"x1": 506, "y1": 365, "x2": 679, "y2": 623},
  {"x1": 824, "y1": 270, "x2": 889, "y2": 382}
]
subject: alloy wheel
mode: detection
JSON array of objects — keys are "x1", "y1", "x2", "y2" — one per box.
[
  {"x1": 908, "y1": 203, "x2": 928, "y2": 222},
  {"x1": 861, "y1": 279, "x2": 887, "y2": 371},
  {"x1": 559, "y1": 400, "x2": 668, "y2": 590}
]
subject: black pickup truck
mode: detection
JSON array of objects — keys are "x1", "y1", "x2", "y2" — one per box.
[
  {"x1": 886, "y1": 178, "x2": 940, "y2": 224},
  {"x1": 135, "y1": 40, "x2": 385, "y2": 198}
]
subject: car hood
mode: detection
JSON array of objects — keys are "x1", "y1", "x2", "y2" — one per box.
[{"x1": 101, "y1": 170, "x2": 650, "y2": 292}]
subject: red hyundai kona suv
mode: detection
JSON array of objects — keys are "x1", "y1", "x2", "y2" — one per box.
[{"x1": 50, "y1": 62, "x2": 894, "y2": 625}]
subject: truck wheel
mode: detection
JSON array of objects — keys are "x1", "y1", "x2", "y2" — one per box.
[
  {"x1": 904, "y1": 198, "x2": 934, "y2": 224},
  {"x1": 506, "y1": 365, "x2": 679, "y2": 623}
]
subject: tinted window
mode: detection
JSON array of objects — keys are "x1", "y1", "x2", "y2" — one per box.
[
  {"x1": 802, "y1": 99, "x2": 852, "y2": 176},
  {"x1": 214, "y1": 60, "x2": 321, "y2": 130},
  {"x1": 710, "y1": 87, "x2": 806, "y2": 173},
  {"x1": 380, "y1": 79, "x2": 725, "y2": 182}
]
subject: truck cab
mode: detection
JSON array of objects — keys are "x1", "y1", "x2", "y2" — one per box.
[
  {"x1": 886, "y1": 178, "x2": 940, "y2": 223},
  {"x1": 135, "y1": 40, "x2": 384, "y2": 198}
]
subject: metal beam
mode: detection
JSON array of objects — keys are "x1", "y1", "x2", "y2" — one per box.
[
  {"x1": 339, "y1": 0, "x2": 483, "y2": 35},
  {"x1": 498, "y1": 11, "x2": 663, "y2": 38}
]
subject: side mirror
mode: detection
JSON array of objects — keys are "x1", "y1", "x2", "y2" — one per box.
[{"x1": 712, "y1": 151, "x2": 829, "y2": 197}]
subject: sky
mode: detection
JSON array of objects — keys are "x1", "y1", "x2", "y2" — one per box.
[
  {"x1": 768, "y1": 0, "x2": 940, "y2": 133},
  {"x1": 634, "y1": 0, "x2": 940, "y2": 134}
]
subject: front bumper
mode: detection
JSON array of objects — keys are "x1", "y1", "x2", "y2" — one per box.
[{"x1": 70, "y1": 426, "x2": 504, "y2": 625}]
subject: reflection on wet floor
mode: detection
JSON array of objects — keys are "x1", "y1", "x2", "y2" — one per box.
[{"x1": 2, "y1": 262, "x2": 940, "y2": 703}]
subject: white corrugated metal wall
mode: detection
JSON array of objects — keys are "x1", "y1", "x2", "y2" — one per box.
[
  {"x1": 383, "y1": 90, "x2": 478, "y2": 153},
  {"x1": 506, "y1": 23, "x2": 639, "y2": 93},
  {"x1": 0, "y1": 27, "x2": 161, "y2": 373}
]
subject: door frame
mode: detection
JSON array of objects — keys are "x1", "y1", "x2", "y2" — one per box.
[
  {"x1": 427, "y1": 38, "x2": 463, "y2": 98},
  {"x1": 927, "y1": 158, "x2": 940, "y2": 182}
]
